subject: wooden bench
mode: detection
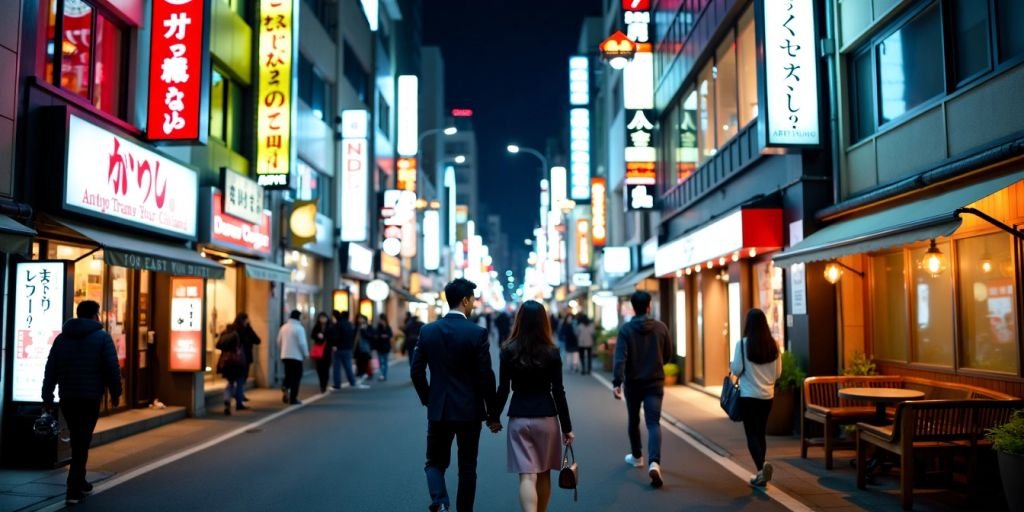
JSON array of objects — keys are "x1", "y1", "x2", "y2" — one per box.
[
  {"x1": 856, "y1": 399, "x2": 1024, "y2": 510},
  {"x1": 801, "y1": 375, "x2": 1016, "y2": 469}
]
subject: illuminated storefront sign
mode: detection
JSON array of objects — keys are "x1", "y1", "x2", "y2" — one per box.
[
  {"x1": 346, "y1": 243, "x2": 374, "y2": 278},
  {"x1": 380, "y1": 253, "x2": 402, "y2": 277},
  {"x1": 211, "y1": 190, "x2": 271, "y2": 256},
  {"x1": 572, "y1": 272, "x2": 593, "y2": 287},
  {"x1": 603, "y1": 246, "x2": 632, "y2": 274},
  {"x1": 397, "y1": 157, "x2": 417, "y2": 192},
  {"x1": 333, "y1": 289, "x2": 351, "y2": 312},
  {"x1": 64, "y1": 114, "x2": 198, "y2": 238},
  {"x1": 550, "y1": 166, "x2": 567, "y2": 209},
  {"x1": 423, "y1": 209, "x2": 441, "y2": 271},
  {"x1": 397, "y1": 75, "x2": 419, "y2": 157},
  {"x1": 222, "y1": 168, "x2": 264, "y2": 224},
  {"x1": 621, "y1": 0, "x2": 656, "y2": 210},
  {"x1": 654, "y1": 208, "x2": 783, "y2": 277},
  {"x1": 341, "y1": 110, "x2": 369, "y2": 241},
  {"x1": 569, "y1": 108, "x2": 591, "y2": 201},
  {"x1": 569, "y1": 55, "x2": 589, "y2": 106},
  {"x1": 256, "y1": 0, "x2": 294, "y2": 188},
  {"x1": 381, "y1": 189, "x2": 417, "y2": 257},
  {"x1": 13, "y1": 261, "x2": 68, "y2": 402},
  {"x1": 763, "y1": 0, "x2": 820, "y2": 145},
  {"x1": 451, "y1": 108, "x2": 474, "y2": 117},
  {"x1": 576, "y1": 219, "x2": 592, "y2": 268},
  {"x1": 147, "y1": 0, "x2": 207, "y2": 141},
  {"x1": 625, "y1": 161, "x2": 656, "y2": 211},
  {"x1": 169, "y1": 277, "x2": 203, "y2": 372},
  {"x1": 591, "y1": 178, "x2": 607, "y2": 246}
]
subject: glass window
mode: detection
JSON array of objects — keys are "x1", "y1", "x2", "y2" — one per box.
[
  {"x1": 909, "y1": 242, "x2": 954, "y2": 366},
  {"x1": 697, "y1": 61, "x2": 715, "y2": 163},
  {"x1": 715, "y1": 34, "x2": 738, "y2": 146},
  {"x1": 227, "y1": 75, "x2": 244, "y2": 154},
  {"x1": 850, "y1": 50, "x2": 876, "y2": 142},
  {"x1": 953, "y1": 0, "x2": 990, "y2": 82},
  {"x1": 871, "y1": 251, "x2": 909, "y2": 361},
  {"x1": 878, "y1": 5, "x2": 943, "y2": 123},
  {"x1": 93, "y1": 14, "x2": 123, "y2": 117},
  {"x1": 957, "y1": 233, "x2": 1019, "y2": 373},
  {"x1": 209, "y1": 70, "x2": 226, "y2": 142},
  {"x1": 677, "y1": 89, "x2": 698, "y2": 184},
  {"x1": 58, "y1": 0, "x2": 93, "y2": 100},
  {"x1": 378, "y1": 93, "x2": 391, "y2": 134},
  {"x1": 45, "y1": 0, "x2": 126, "y2": 118},
  {"x1": 997, "y1": 0, "x2": 1024, "y2": 62},
  {"x1": 343, "y1": 43, "x2": 370, "y2": 104},
  {"x1": 736, "y1": 6, "x2": 758, "y2": 127},
  {"x1": 205, "y1": 265, "x2": 237, "y2": 380}
]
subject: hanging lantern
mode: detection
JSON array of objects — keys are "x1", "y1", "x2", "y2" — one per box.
[
  {"x1": 823, "y1": 262, "x2": 843, "y2": 284},
  {"x1": 599, "y1": 31, "x2": 636, "y2": 69},
  {"x1": 921, "y1": 239, "x2": 945, "y2": 277}
]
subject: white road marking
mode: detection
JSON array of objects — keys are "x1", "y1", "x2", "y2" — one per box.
[
  {"x1": 590, "y1": 373, "x2": 812, "y2": 512},
  {"x1": 36, "y1": 391, "x2": 331, "y2": 512}
]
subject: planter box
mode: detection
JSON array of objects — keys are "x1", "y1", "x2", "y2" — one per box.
[{"x1": 766, "y1": 388, "x2": 797, "y2": 436}]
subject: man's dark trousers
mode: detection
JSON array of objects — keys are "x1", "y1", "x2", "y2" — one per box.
[
  {"x1": 425, "y1": 420, "x2": 482, "y2": 511},
  {"x1": 282, "y1": 359, "x2": 303, "y2": 402},
  {"x1": 60, "y1": 398, "x2": 101, "y2": 493},
  {"x1": 625, "y1": 382, "x2": 664, "y2": 463}
]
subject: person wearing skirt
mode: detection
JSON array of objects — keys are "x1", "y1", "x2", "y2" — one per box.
[{"x1": 490, "y1": 300, "x2": 574, "y2": 512}]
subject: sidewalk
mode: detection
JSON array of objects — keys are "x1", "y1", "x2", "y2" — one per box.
[
  {"x1": 0, "y1": 371, "x2": 330, "y2": 512},
  {"x1": 596, "y1": 370, "x2": 1009, "y2": 512}
]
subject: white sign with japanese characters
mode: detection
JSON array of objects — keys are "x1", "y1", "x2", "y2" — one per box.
[
  {"x1": 764, "y1": 0, "x2": 820, "y2": 145},
  {"x1": 222, "y1": 168, "x2": 265, "y2": 224},
  {"x1": 13, "y1": 262, "x2": 65, "y2": 402}
]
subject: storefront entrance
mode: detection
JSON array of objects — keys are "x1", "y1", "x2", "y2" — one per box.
[{"x1": 697, "y1": 271, "x2": 730, "y2": 390}]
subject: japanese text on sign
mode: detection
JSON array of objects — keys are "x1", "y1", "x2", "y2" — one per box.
[
  {"x1": 222, "y1": 168, "x2": 265, "y2": 224},
  {"x1": 147, "y1": 0, "x2": 205, "y2": 141},
  {"x1": 763, "y1": 0, "x2": 820, "y2": 145},
  {"x1": 169, "y1": 277, "x2": 204, "y2": 371},
  {"x1": 256, "y1": 0, "x2": 294, "y2": 188},
  {"x1": 13, "y1": 262, "x2": 65, "y2": 402}
]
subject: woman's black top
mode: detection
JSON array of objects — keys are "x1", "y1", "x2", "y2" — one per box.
[
  {"x1": 311, "y1": 323, "x2": 333, "y2": 348},
  {"x1": 493, "y1": 346, "x2": 572, "y2": 433}
]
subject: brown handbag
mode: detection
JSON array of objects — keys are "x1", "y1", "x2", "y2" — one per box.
[{"x1": 558, "y1": 444, "x2": 578, "y2": 501}]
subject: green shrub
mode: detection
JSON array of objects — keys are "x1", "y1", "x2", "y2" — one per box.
[
  {"x1": 843, "y1": 352, "x2": 877, "y2": 376},
  {"x1": 987, "y1": 410, "x2": 1024, "y2": 456},
  {"x1": 776, "y1": 351, "x2": 807, "y2": 391},
  {"x1": 663, "y1": 362, "x2": 680, "y2": 377}
]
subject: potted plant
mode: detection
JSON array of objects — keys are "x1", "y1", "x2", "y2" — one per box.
[
  {"x1": 766, "y1": 351, "x2": 807, "y2": 435},
  {"x1": 843, "y1": 351, "x2": 876, "y2": 376},
  {"x1": 987, "y1": 410, "x2": 1024, "y2": 511},
  {"x1": 596, "y1": 328, "x2": 618, "y2": 372},
  {"x1": 663, "y1": 362, "x2": 680, "y2": 386}
]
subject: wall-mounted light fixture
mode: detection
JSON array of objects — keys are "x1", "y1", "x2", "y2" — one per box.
[
  {"x1": 921, "y1": 239, "x2": 945, "y2": 277},
  {"x1": 823, "y1": 260, "x2": 864, "y2": 285}
]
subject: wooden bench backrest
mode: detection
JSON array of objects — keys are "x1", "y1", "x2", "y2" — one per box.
[
  {"x1": 894, "y1": 400, "x2": 1024, "y2": 444},
  {"x1": 804, "y1": 375, "x2": 903, "y2": 408}
]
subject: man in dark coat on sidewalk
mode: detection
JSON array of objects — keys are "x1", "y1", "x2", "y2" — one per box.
[
  {"x1": 411, "y1": 278, "x2": 498, "y2": 512},
  {"x1": 42, "y1": 300, "x2": 122, "y2": 506}
]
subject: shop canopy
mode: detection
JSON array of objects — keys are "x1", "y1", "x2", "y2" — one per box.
[
  {"x1": 390, "y1": 285, "x2": 426, "y2": 303},
  {"x1": 611, "y1": 267, "x2": 655, "y2": 297},
  {"x1": 231, "y1": 254, "x2": 293, "y2": 283},
  {"x1": 53, "y1": 218, "x2": 225, "y2": 280},
  {"x1": 773, "y1": 170, "x2": 1024, "y2": 267},
  {"x1": 0, "y1": 214, "x2": 37, "y2": 254}
]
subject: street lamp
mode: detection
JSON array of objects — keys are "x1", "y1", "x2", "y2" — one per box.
[
  {"x1": 418, "y1": 126, "x2": 458, "y2": 148},
  {"x1": 505, "y1": 144, "x2": 549, "y2": 178}
]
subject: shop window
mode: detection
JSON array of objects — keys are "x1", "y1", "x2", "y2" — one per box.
[
  {"x1": 752, "y1": 261, "x2": 786, "y2": 345},
  {"x1": 343, "y1": 43, "x2": 370, "y2": 104},
  {"x1": 878, "y1": 4, "x2": 943, "y2": 124},
  {"x1": 997, "y1": 0, "x2": 1024, "y2": 62},
  {"x1": 849, "y1": 50, "x2": 876, "y2": 143},
  {"x1": 206, "y1": 265, "x2": 238, "y2": 380},
  {"x1": 299, "y1": 53, "x2": 334, "y2": 122},
  {"x1": 45, "y1": 0, "x2": 127, "y2": 118},
  {"x1": 952, "y1": 0, "x2": 991, "y2": 83},
  {"x1": 909, "y1": 242, "x2": 954, "y2": 366},
  {"x1": 696, "y1": 61, "x2": 715, "y2": 164},
  {"x1": 957, "y1": 232, "x2": 1019, "y2": 373},
  {"x1": 714, "y1": 34, "x2": 739, "y2": 146},
  {"x1": 870, "y1": 251, "x2": 909, "y2": 362},
  {"x1": 47, "y1": 243, "x2": 105, "y2": 307},
  {"x1": 736, "y1": 6, "x2": 758, "y2": 128},
  {"x1": 677, "y1": 89, "x2": 698, "y2": 184}
]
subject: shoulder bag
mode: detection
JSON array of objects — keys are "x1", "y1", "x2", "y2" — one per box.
[
  {"x1": 719, "y1": 339, "x2": 746, "y2": 422},
  {"x1": 558, "y1": 443, "x2": 579, "y2": 501}
]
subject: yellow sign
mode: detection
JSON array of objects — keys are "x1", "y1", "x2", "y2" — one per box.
[
  {"x1": 256, "y1": 0, "x2": 293, "y2": 189},
  {"x1": 397, "y1": 157, "x2": 417, "y2": 192}
]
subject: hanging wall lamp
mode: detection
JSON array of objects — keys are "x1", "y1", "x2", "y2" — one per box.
[
  {"x1": 921, "y1": 239, "x2": 945, "y2": 277},
  {"x1": 823, "y1": 260, "x2": 864, "y2": 284}
]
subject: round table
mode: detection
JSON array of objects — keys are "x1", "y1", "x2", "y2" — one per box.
[{"x1": 838, "y1": 387, "x2": 925, "y2": 424}]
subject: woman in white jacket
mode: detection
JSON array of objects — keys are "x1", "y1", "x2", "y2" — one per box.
[{"x1": 729, "y1": 308, "x2": 782, "y2": 487}]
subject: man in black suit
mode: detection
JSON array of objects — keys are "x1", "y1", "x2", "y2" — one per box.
[{"x1": 411, "y1": 278, "x2": 499, "y2": 512}]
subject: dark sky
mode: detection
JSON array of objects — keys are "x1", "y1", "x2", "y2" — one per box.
[{"x1": 422, "y1": 0, "x2": 603, "y2": 260}]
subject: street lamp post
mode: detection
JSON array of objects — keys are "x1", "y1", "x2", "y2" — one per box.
[{"x1": 506, "y1": 144, "x2": 549, "y2": 179}]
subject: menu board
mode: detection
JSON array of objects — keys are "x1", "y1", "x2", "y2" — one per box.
[{"x1": 13, "y1": 262, "x2": 68, "y2": 402}]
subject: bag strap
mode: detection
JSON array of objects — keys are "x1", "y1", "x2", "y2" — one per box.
[
  {"x1": 563, "y1": 444, "x2": 578, "y2": 501},
  {"x1": 740, "y1": 339, "x2": 746, "y2": 377}
]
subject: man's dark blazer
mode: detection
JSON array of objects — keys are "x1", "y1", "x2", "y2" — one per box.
[{"x1": 411, "y1": 312, "x2": 497, "y2": 422}]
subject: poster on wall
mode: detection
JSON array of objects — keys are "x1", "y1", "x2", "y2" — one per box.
[
  {"x1": 169, "y1": 277, "x2": 204, "y2": 372},
  {"x1": 12, "y1": 261, "x2": 71, "y2": 402}
]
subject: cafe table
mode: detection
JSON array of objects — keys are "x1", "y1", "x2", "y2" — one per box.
[{"x1": 837, "y1": 387, "x2": 925, "y2": 424}]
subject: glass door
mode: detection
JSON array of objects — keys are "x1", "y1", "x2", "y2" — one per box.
[
  {"x1": 105, "y1": 265, "x2": 130, "y2": 414},
  {"x1": 133, "y1": 270, "x2": 155, "y2": 407}
]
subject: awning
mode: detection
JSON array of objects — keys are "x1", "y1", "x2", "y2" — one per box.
[
  {"x1": 0, "y1": 215, "x2": 37, "y2": 254},
  {"x1": 54, "y1": 219, "x2": 225, "y2": 279},
  {"x1": 611, "y1": 267, "x2": 656, "y2": 297},
  {"x1": 773, "y1": 170, "x2": 1024, "y2": 267},
  {"x1": 654, "y1": 208, "x2": 782, "y2": 277},
  {"x1": 231, "y1": 255, "x2": 293, "y2": 282},
  {"x1": 390, "y1": 285, "x2": 426, "y2": 303}
]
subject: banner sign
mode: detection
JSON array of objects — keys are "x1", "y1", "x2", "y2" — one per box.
[
  {"x1": 256, "y1": 0, "x2": 294, "y2": 188},
  {"x1": 13, "y1": 261, "x2": 69, "y2": 402},
  {"x1": 64, "y1": 114, "x2": 198, "y2": 238},
  {"x1": 169, "y1": 277, "x2": 203, "y2": 372},
  {"x1": 211, "y1": 190, "x2": 272, "y2": 256},
  {"x1": 222, "y1": 168, "x2": 265, "y2": 224},
  {"x1": 147, "y1": 0, "x2": 207, "y2": 141},
  {"x1": 341, "y1": 110, "x2": 369, "y2": 242},
  {"x1": 762, "y1": 0, "x2": 820, "y2": 145},
  {"x1": 591, "y1": 178, "x2": 607, "y2": 247}
]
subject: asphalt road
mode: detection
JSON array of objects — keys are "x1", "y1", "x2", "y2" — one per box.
[{"x1": 69, "y1": 362, "x2": 787, "y2": 511}]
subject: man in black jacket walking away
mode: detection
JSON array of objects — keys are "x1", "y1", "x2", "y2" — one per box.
[
  {"x1": 613, "y1": 291, "x2": 674, "y2": 489},
  {"x1": 42, "y1": 300, "x2": 122, "y2": 506},
  {"x1": 411, "y1": 278, "x2": 498, "y2": 512}
]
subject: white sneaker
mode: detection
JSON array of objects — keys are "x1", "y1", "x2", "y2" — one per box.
[
  {"x1": 625, "y1": 454, "x2": 645, "y2": 467},
  {"x1": 648, "y1": 462, "x2": 663, "y2": 488},
  {"x1": 355, "y1": 383, "x2": 370, "y2": 389}
]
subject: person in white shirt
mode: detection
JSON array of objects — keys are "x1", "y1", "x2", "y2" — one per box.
[
  {"x1": 729, "y1": 308, "x2": 783, "y2": 488},
  {"x1": 277, "y1": 310, "x2": 309, "y2": 405}
]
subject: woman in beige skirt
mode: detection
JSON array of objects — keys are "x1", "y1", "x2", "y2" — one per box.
[{"x1": 491, "y1": 301, "x2": 574, "y2": 512}]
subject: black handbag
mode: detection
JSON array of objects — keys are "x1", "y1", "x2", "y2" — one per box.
[
  {"x1": 558, "y1": 444, "x2": 579, "y2": 501},
  {"x1": 720, "y1": 339, "x2": 746, "y2": 422}
]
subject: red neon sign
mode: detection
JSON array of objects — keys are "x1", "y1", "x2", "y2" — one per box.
[
  {"x1": 212, "y1": 191, "x2": 272, "y2": 256},
  {"x1": 147, "y1": 0, "x2": 205, "y2": 141},
  {"x1": 622, "y1": 0, "x2": 651, "y2": 10},
  {"x1": 451, "y1": 108, "x2": 474, "y2": 117}
]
